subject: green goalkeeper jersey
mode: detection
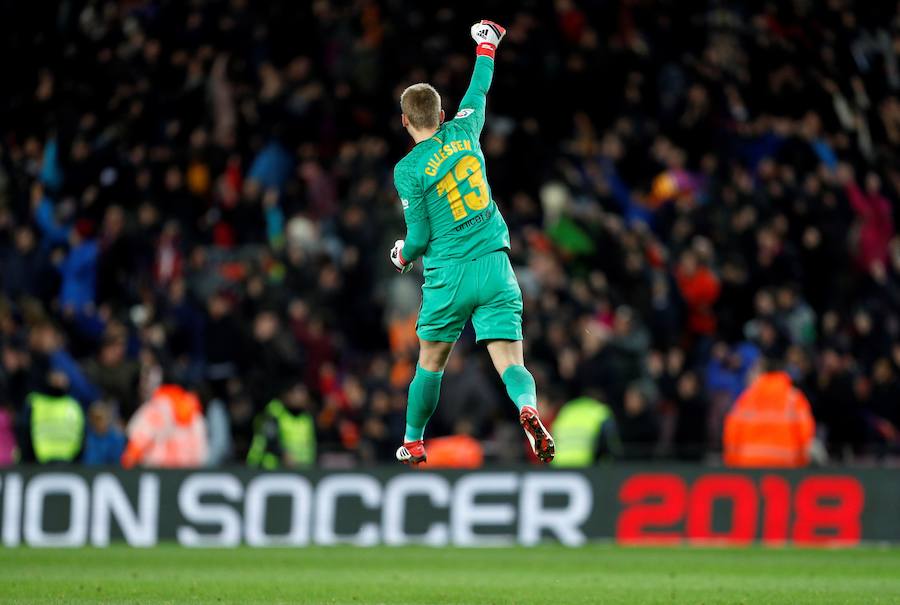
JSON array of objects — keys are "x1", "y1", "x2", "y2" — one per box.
[{"x1": 394, "y1": 55, "x2": 510, "y2": 270}]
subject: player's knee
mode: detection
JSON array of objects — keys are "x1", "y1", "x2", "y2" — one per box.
[
  {"x1": 493, "y1": 357, "x2": 519, "y2": 376},
  {"x1": 418, "y1": 341, "x2": 453, "y2": 372},
  {"x1": 419, "y1": 353, "x2": 449, "y2": 372},
  {"x1": 485, "y1": 339, "x2": 524, "y2": 375}
]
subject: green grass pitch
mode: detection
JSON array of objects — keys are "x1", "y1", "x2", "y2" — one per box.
[{"x1": 2, "y1": 545, "x2": 899, "y2": 604}]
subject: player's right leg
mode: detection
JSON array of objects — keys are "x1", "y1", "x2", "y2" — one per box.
[
  {"x1": 397, "y1": 263, "x2": 471, "y2": 466},
  {"x1": 396, "y1": 339, "x2": 454, "y2": 466}
]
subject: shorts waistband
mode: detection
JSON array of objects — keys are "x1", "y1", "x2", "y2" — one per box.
[{"x1": 424, "y1": 248, "x2": 508, "y2": 271}]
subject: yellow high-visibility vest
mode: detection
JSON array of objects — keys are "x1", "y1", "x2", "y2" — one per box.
[
  {"x1": 247, "y1": 399, "x2": 316, "y2": 468},
  {"x1": 30, "y1": 392, "x2": 84, "y2": 463},
  {"x1": 551, "y1": 397, "x2": 612, "y2": 467}
]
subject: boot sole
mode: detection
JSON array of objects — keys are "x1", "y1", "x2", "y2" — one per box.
[{"x1": 520, "y1": 411, "x2": 555, "y2": 463}]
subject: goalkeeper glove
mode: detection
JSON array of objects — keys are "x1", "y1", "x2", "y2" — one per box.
[
  {"x1": 471, "y1": 20, "x2": 506, "y2": 59},
  {"x1": 390, "y1": 239, "x2": 414, "y2": 274}
]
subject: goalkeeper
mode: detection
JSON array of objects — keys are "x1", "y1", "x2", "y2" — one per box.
[{"x1": 390, "y1": 21, "x2": 555, "y2": 465}]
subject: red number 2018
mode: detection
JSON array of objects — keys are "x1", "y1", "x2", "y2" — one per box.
[{"x1": 616, "y1": 474, "x2": 864, "y2": 545}]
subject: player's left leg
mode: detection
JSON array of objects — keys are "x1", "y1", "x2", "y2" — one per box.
[
  {"x1": 484, "y1": 340, "x2": 555, "y2": 462},
  {"x1": 472, "y1": 251, "x2": 554, "y2": 462}
]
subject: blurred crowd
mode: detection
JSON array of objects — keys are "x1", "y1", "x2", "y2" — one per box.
[{"x1": 1, "y1": 0, "x2": 899, "y2": 467}]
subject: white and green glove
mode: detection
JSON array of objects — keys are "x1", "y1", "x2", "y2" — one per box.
[{"x1": 390, "y1": 239, "x2": 414, "y2": 274}]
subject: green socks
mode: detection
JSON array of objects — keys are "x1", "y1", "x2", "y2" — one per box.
[
  {"x1": 404, "y1": 364, "x2": 444, "y2": 442},
  {"x1": 502, "y1": 365, "x2": 537, "y2": 411},
  {"x1": 404, "y1": 364, "x2": 534, "y2": 442}
]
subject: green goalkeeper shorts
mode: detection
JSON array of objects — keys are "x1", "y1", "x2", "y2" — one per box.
[{"x1": 416, "y1": 250, "x2": 523, "y2": 343}]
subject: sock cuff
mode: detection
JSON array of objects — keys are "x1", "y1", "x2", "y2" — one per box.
[
  {"x1": 501, "y1": 365, "x2": 537, "y2": 411},
  {"x1": 416, "y1": 363, "x2": 444, "y2": 380},
  {"x1": 404, "y1": 423, "x2": 424, "y2": 443},
  {"x1": 502, "y1": 365, "x2": 530, "y2": 381}
]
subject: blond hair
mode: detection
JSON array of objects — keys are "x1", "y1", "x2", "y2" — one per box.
[{"x1": 400, "y1": 83, "x2": 441, "y2": 129}]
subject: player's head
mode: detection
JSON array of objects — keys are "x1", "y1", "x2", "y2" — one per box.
[{"x1": 400, "y1": 83, "x2": 444, "y2": 134}]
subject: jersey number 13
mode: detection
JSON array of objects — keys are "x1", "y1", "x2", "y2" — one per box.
[{"x1": 436, "y1": 155, "x2": 490, "y2": 221}]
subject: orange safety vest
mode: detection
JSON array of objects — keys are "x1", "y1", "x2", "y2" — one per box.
[
  {"x1": 723, "y1": 372, "x2": 814, "y2": 468},
  {"x1": 122, "y1": 384, "x2": 208, "y2": 468},
  {"x1": 421, "y1": 435, "x2": 484, "y2": 468}
]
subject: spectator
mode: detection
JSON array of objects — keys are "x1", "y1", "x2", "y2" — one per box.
[
  {"x1": 840, "y1": 165, "x2": 894, "y2": 276},
  {"x1": 1, "y1": 226, "x2": 45, "y2": 299},
  {"x1": 813, "y1": 347, "x2": 866, "y2": 459},
  {"x1": 246, "y1": 310, "x2": 302, "y2": 406},
  {"x1": 607, "y1": 306, "x2": 651, "y2": 394},
  {"x1": 56, "y1": 221, "x2": 99, "y2": 314},
  {"x1": 0, "y1": 336, "x2": 34, "y2": 413},
  {"x1": 724, "y1": 358, "x2": 815, "y2": 468},
  {"x1": 551, "y1": 392, "x2": 620, "y2": 466},
  {"x1": 205, "y1": 396, "x2": 233, "y2": 467},
  {"x1": 121, "y1": 383, "x2": 208, "y2": 468},
  {"x1": 247, "y1": 382, "x2": 316, "y2": 469},
  {"x1": 28, "y1": 322, "x2": 99, "y2": 407},
  {"x1": 203, "y1": 292, "x2": 244, "y2": 391},
  {"x1": 617, "y1": 383, "x2": 659, "y2": 460},
  {"x1": 672, "y1": 371, "x2": 709, "y2": 461},
  {"x1": 23, "y1": 371, "x2": 84, "y2": 464},
  {"x1": 83, "y1": 327, "x2": 141, "y2": 418},
  {"x1": 82, "y1": 401, "x2": 126, "y2": 466},
  {"x1": 863, "y1": 357, "x2": 900, "y2": 458},
  {"x1": 0, "y1": 406, "x2": 18, "y2": 465},
  {"x1": 775, "y1": 285, "x2": 816, "y2": 348},
  {"x1": 96, "y1": 205, "x2": 135, "y2": 305},
  {"x1": 675, "y1": 249, "x2": 721, "y2": 342},
  {"x1": 422, "y1": 427, "x2": 484, "y2": 469},
  {"x1": 434, "y1": 353, "x2": 502, "y2": 437}
]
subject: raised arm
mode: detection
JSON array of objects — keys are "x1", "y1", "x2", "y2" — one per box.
[
  {"x1": 845, "y1": 179, "x2": 870, "y2": 217},
  {"x1": 455, "y1": 57, "x2": 494, "y2": 138},
  {"x1": 837, "y1": 163, "x2": 874, "y2": 218},
  {"x1": 454, "y1": 21, "x2": 506, "y2": 138}
]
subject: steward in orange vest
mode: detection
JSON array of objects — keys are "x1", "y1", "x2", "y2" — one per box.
[
  {"x1": 421, "y1": 434, "x2": 484, "y2": 468},
  {"x1": 724, "y1": 363, "x2": 815, "y2": 468}
]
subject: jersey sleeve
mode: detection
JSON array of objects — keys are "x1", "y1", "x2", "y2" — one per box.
[
  {"x1": 395, "y1": 162, "x2": 425, "y2": 223},
  {"x1": 453, "y1": 55, "x2": 495, "y2": 138},
  {"x1": 394, "y1": 162, "x2": 430, "y2": 262}
]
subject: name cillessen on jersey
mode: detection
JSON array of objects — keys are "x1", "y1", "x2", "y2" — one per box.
[{"x1": 424, "y1": 139, "x2": 473, "y2": 176}]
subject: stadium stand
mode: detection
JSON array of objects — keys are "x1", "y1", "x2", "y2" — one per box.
[{"x1": 1, "y1": 0, "x2": 899, "y2": 465}]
